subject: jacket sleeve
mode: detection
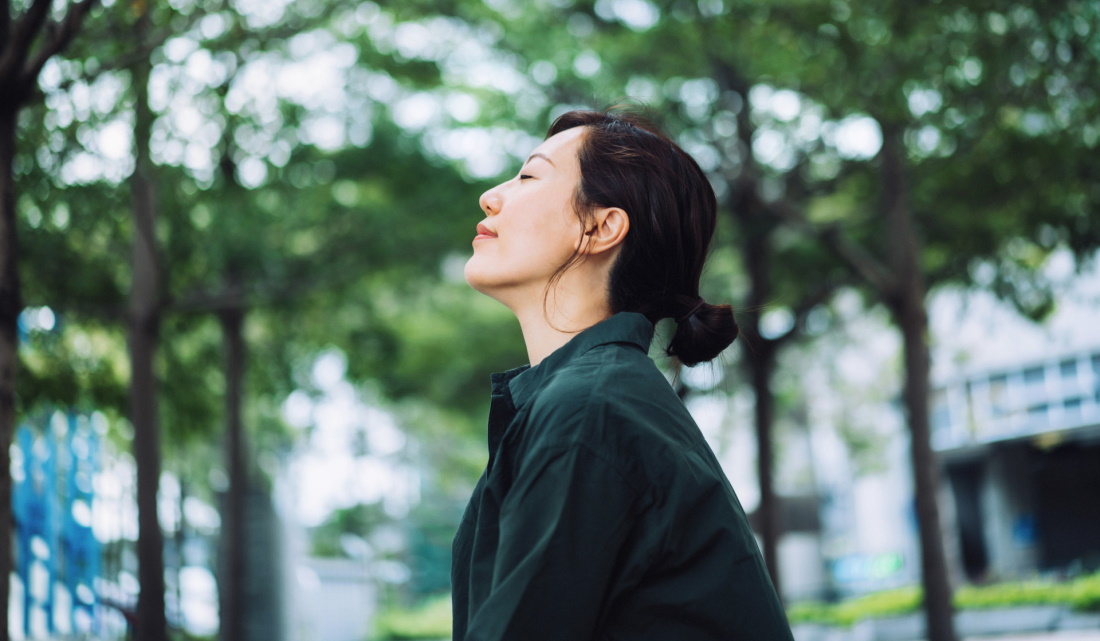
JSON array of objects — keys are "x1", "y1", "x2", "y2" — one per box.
[{"x1": 465, "y1": 443, "x2": 640, "y2": 641}]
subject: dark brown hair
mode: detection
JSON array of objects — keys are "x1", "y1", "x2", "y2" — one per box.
[{"x1": 548, "y1": 108, "x2": 738, "y2": 366}]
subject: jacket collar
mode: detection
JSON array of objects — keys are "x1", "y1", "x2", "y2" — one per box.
[{"x1": 503, "y1": 312, "x2": 654, "y2": 408}]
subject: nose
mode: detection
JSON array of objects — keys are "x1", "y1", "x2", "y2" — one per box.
[{"x1": 479, "y1": 186, "x2": 502, "y2": 216}]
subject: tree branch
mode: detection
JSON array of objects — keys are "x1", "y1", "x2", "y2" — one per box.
[
  {"x1": 761, "y1": 193, "x2": 899, "y2": 297},
  {"x1": 771, "y1": 280, "x2": 844, "y2": 347},
  {"x1": 19, "y1": 0, "x2": 98, "y2": 92},
  {"x1": 0, "y1": 0, "x2": 51, "y2": 82},
  {"x1": 25, "y1": 29, "x2": 170, "y2": 108},
  {"x1": 704, "y1": 44, "x2": 900, "y2": 300}
]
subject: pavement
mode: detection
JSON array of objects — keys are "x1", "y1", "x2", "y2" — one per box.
[
  {"x1": 961, "y1": 634, "x2": 1100, "y2": 641},
  {"x1": 795, "y1": 628, "x2": 1100, "y2": 641}
]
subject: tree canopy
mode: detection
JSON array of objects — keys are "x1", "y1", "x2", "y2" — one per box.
[{"x1": 3, "y1": 0, "x2": 1098, "y2": 638}]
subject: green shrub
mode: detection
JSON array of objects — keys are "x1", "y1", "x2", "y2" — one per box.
[
  {"x1": 834, "y1": 587, "x2": 923, "y2": 625},
  {"x1": 373, "y1": 594, "x2": 452, "y2": 640},
  {"x1": 368, "y1": 572, "x2": 1100, "y2": 637},
  {"x1": 787, "y1": 571, "x2": 1100, "y2": 627},
  {"x1": 955, "y1": 581, "x2": 1073, "y2": 609},
  {"x1": 788, "y1": 588, "x2": 922, "y2": 626},
  {"x1": 786, "y1": 601, "x2": 837, "y2": 625},
  {"x1": 1069, "y1": 572, "x2": 1100, "y2": 612}
]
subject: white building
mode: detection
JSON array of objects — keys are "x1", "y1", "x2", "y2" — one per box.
[{"x1": 718, "y1": 253, "x2": 1100, "y2": 601}]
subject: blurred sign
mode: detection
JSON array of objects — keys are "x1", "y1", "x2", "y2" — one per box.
[
  {"x1": 831, "y1": 553, "x2": 905, "y2": 584},
  {"x1": 1013, "y1": 514, "x2": 1037, "y2": 547}
]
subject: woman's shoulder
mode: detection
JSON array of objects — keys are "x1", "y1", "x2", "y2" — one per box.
[
  {"x1": 523, "y1": 342, "x2": 703, "y2": 457},
  {"x1": 537, "y1": 340, "x2": 671, "y2": 408}
]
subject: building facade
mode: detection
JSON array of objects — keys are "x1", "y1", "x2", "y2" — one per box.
[{"x1": 932, "y1": 347, "x2": 1100, "y2": 582}]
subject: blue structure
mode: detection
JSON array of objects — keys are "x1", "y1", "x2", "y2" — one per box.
[
  {"x1": 63, "y1": 414, "x2": 100, "y2": 630},
  {"x1": 12, "y1": 412, "x2": 100, "y2": 637}
]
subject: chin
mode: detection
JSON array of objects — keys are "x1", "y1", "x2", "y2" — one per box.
[
  {"x1": 465, "y1": 261, "x2": 530, "y2": 312},
  {"x1": 463, "y1": 257, "x2": 495, "y2": 295}
]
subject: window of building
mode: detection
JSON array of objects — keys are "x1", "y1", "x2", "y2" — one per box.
[
  {"x1": 1023, "y1": 366, "x2": 1046, "y2": 403},
  {"x1": 1027, "y1": 403, "x2": 1049, "y2": 428},
  {"x1": 964, "y1": 381, "x2": 978, "y2": 435},
  {"x1": 1063, "y1": 397, "x2": 1083, "y2": 422},
  {"x1": 989, "y1": 373, "x2": 1009, "y2": 417},
  {"x1": 1060, "y1": 359, "x2": 1078, "y2": 380},
  {"x1": 931, "y1": 389, "x2": 952, "y2": 437}
]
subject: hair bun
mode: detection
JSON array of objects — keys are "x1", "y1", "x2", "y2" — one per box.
[
  {"x1": 667, "y1": 301, "x2": 738, "y2": 366},
  {"x1": 675, "y1": 299, "x2": 707, "y2": 324}
]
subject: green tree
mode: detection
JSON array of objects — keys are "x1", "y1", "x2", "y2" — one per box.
[
  {"x1": 141, "y1": 6, "x2": 527, "y2": 634},
  {"x1": 0, "y1": 0, "x2": 99, "y2": 637},
  {"x1": 747, "y1": 3, "x2": 1098, "y2": 638},
  {"x1": 9, "y1": 3, "x2": 532, "y2": 640},
  {"x1": 128, "y1": 3, "x2": 169, "y2": 638},
  {"x1": 415, "y1": 5, "x2": 1100, "y2": 640}
]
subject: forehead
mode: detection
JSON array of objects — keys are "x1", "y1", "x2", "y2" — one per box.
[{"x1": 532, "y1": 126, "x2": 586, "y2": 165}]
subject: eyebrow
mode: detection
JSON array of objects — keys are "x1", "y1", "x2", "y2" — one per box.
[{"x1": 525, "y1": 152, "x2": 556, "y2": 167}]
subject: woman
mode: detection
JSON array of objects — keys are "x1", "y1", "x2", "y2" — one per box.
[{"x1": 452, "y1": 109, "x2": 794, "y2": 640}]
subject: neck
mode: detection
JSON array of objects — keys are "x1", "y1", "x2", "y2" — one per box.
[{"x1": 510, "y1": 280, "x2": 612, "y2": 366}]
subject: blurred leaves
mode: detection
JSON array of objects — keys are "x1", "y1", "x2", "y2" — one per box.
[{"x1": 10, "y1": 0, "x2": 1100, "y2": 615}]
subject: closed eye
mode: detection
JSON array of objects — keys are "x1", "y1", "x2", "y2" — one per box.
[{"x1": 519, "y1": 174, "x2": 534, "y2": 181}]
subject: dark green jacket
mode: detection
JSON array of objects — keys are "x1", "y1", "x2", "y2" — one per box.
[{"x1": 451, "y1": 312, "x2": 793, "y2": 641}]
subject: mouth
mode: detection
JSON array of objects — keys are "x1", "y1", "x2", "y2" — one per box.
[{"x1": 473, "y1": 222, "x2": 497, "y2": 242}]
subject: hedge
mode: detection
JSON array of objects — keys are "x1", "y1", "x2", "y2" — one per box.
[{"x1": 787, "y1": 571, "x2": 1100, "y2": 627}]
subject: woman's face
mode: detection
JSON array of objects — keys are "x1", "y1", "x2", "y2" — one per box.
[{"x1": 464, "y1": 126, "x2": 587, "y2": 304}]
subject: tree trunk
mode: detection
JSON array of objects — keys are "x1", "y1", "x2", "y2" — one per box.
[
  {"x1": 130, "y1": 15, "x2": 168, "y2": 640},
  {"x1": 897, "y1": 284, "x2": 957, "y2": 641},
  {"x1": 1, "y1": 4, "x2": 97, "y2": 639},
  {"x1": 718, "y1": 59, "x2": 786, "y2": 596},
  {"x1": 881, "y1": 128, "x2": 957, "y2": 641},
  {"x1": 749, "y1": 342, "x2": 781, "y2": 597},
  {"x1": 740, "y1": 218, "x2": 783, "y2": 598},
  {"x1": 0, "y1": 98, "x2": 22, "y2": 641},
  {"x1": 218, "y1": 294, "x2": 248, "y2": 641}
]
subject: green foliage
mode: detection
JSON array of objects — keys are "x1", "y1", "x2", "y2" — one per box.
[
  {"x1": 13, "y1": 0, "x2": 1100, "y2": 635},
  {"x1": 170, "y1": 632, "x2": 216, "y2": 641},
  {"x1": 404, "y1": 496, "x2": 465, "y2": 598},
  {"x1": 310, "y1": 503, "x2": 389, "y2": 558},
  {"x1": 788, "y1": 572, "x2": 1100, "y2": 626},
  {"x1": 1070, "y1": 572, "x2": 1100, "y2": 612},
  {"x1": 955, "y1": 580, "x2": 1069, "y2": 609},
  {"x1": 955, "y1": 573, "x2": 1100, "y2": 613},
  {"x1": 789, "y1": 587, "x2": 923, "y2": 627},
  {"x1": 372, "y1": 594, "x2": 452, "y2": 641},
  {"x1": 18, "y1": 319, "x2": 128, "y2": 414}
]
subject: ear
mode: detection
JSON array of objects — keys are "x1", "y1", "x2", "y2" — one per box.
[{"x1": 579, "y1": 207, "x2": 630, "y2": 255}]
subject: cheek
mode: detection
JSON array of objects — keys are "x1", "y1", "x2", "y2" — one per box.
[
  {"x1": 538, "y1": 209, "x2": 584, "y2": 254},
  {"x1": 523, "y1": 230, "x2": 577, "y2": 273},
  {"x1": 461, "y1": 206, "x2": 582, "y2": 289},
  {"x1": 509, "y1": 210, "x2": 574, "y2": 257}
]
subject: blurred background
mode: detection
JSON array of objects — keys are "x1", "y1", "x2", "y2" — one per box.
[{"x1": 1, "y1": 0, "x2": 1098, "y2": 640}]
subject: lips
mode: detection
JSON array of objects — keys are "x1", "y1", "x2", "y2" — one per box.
[{"x1": 474, "y1": 222, "x2": 497, "y2": 242}]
